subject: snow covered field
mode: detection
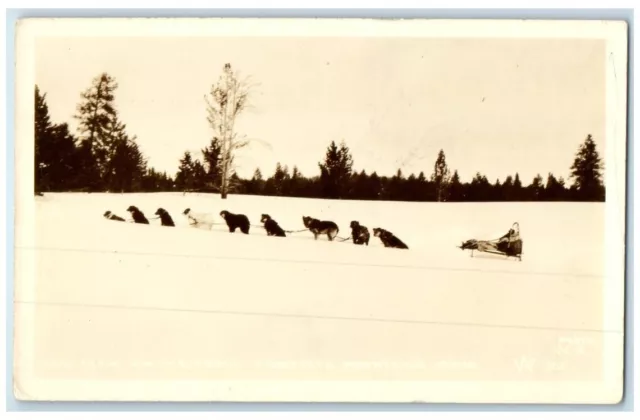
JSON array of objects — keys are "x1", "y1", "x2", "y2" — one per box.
[{"x1": 15, "y1": 192, "x2": 608, "y2": 396}]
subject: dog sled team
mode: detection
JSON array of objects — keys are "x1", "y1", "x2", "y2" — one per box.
[
  {"x1": 103, "y1": 205, "x2": 523, "y2": 259},
  {"x1": 103, "y1": 206, "x2": 410, "y2": 250}
]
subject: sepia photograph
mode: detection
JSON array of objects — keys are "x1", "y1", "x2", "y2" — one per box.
[{"x1": 13, "y1": 18, "x2": 628, "y2": 403}]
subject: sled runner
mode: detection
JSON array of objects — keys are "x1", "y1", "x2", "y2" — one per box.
[{"x1": 458, "y1": 222, "x2": 523, "y2": 261}]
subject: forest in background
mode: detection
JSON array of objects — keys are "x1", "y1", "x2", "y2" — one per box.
[{"x1": 35, "y1": 70, "x2": 606, "y2": 202}]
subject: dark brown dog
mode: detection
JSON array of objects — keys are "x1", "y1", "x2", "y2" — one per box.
[
  {"x1": 126, "y1": 206, "x2": 149, "y2": 224},
  {"x1": 220, "y1": 210, "x2": 250, "y2": 234},
  {"x1": 373, "y1": 227, "x2": 408, "y2": 249},
  {"x1": 302, "y1": 216, "x2": 339, "y2": 241},
  {"x1": 349, "y1": 221, "x2": 370, "y2": 246},
  {"x1": 261, "y1": 214, "x2": 286, "y2": 237}
]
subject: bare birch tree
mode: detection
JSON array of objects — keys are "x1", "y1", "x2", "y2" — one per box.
[{"x1": 204, "y1": 63, "x2": 254, "y2": 199}]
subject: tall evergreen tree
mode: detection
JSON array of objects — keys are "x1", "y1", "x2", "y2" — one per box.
[
  {"x1": 404, "y1": 173, "x2": 418, "y2": 202},
  {"x1": 289, "y1": 166, "x2": 303, "y2": 196},
  {"x1": 512, "y1": 173, "x2": 523, "y2": 201},
  {"x1": 416, "y1": 171, "x2": 432, "y2": 201},
  {"x1": 74, "y1": 73, "x2": 119, "y2": 189},
  {"x1": 448, "y1": 170, "x2": 464, "y2": 201},
  {"x1": 175, "y1": 151, "x2": 195, "y2": 191},
  {"x1": 228, "y1": 172, "x2": 244, "y2": 194},
  {"x1": 318, "y1": 140, "x2": 353, "y2": 199},
  {"x1": 469, "y1": 172, "x2": 491, "y2": 201},
  {"x1": 431, "y1": 149, "x2": 451, "y2": 202},
  {"x1": 544, "y1": 172, "x2": 567, "y2": 201},
  {"x1": 272, "y1": 162, "x2": 288, "y2": 196},
  {"x1": 35, "y1": 87, "x2": 82, "y2": 192},
  {"x1": 192, "y1": 159, "x2": 208, "y2": 190},
  {"x1": 102, "y1": 114, "x2": 147, "y2": 192},
  {"x1": 202, "y1": 136, "x2": 222, "y2": 188},
  {"x1": 527, "y1": 174, "x2": 544, "y2": 201},
  {"x1": 40, "y1": 123, "x2": 80, "y2": 192},
  {"x1": 501, "y1": 175, "x2": 514, "y2": 201},
  {"x1": 366, "y1": 171, "x2": 382, "y2": 200},
  {"x1": 348, "y1": 170, "x2": 367, "y2": 200},
  {"x1": 34, "y1": 86, "x2": 52, "y2": 193},
  {"x1": 107, "y1": 136, "x2": 147, "y2": 192},
  {"x1": 246, "y1": 167, "x2": 265, "y2": 195},
  {"x1": 388, "y1": 169, "x2": 405, "y2": 200},
  {"x1": 492, "y1": 178, "x2": 503, "y2": 201},
  {"x1": 569, "y1": 134, "x2": 605, "y2": 201}
]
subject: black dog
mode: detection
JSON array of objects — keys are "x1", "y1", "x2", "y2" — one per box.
[
  {"x1": 220, "y1": 210, "x2": 250, "y2": 234},
  {"x1": 302, "y1": 216, "x2": 339, "y2": 241},
  {"x1": 103, "y1": 210, "x2": 125, "y2": 222},
  {"x1": 260, "y1": 214, "x2": 286, "y2": 237},
  {"x1": 349, "y1": 221, "x2": 370, "y2": 246},
  {"x1": 126, "y1": 206, "x2": 149, "y2": 224},
  {"x1": 155, "y1": 208, "x2": 175, "y2": 227},
  {"x1": 373, "y1": 228, "x2": 409, "y2": 249}
]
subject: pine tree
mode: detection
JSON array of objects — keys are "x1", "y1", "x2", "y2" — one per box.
[
  {"x1": 318, "y1": 140, "x2": 354, "y2": 199},
  {"x1": 74, "y1": 73, "x2": 120, "y2": 189},
  {"x1": 108, "y1": 136, "x2": 147, "y2": 192},
  {"x1": 569, "y1": 134, "x2": 605, "y2": 201},
  {"x1": 102, "y1": 114, "x2": 147, "y2": 192},
  {"x1": 34, "y1": 86, "x2": 52, "y2": 193},
  {"x1": 513, "y1": 173, "x2": 522, "y2": 188},
  {"x1": 431, "y1": 149, "x2": 451, "y2": 202},
  {"x1": 41, "y1": 124, "x2": 80, "y2": 191},
  {"x1": 544, "y1": 172, "x2": 567, "y2": 201},
  {"x1": 281, "y1": 165, "x2": 292, "y2": 196},
  {"x1": 415, "y1": 171, "x2": 431, "y2": 201},
  {"x1": 366, "y1": 171, "x2": 382, "y2": 200},
  {"x1": 202, "y1": 136, "x2": 222, "y2": 188},
  {"x1": 289, "y1": 166, "x2": 302, "y2": 196},
  {"x1": 388, "y1": 169, "x2": 405, "y2": 200},
  {"x1": 469, "y1": 172, "x2": 491, "y2": 201},
  {"x1": 175, "y1": 151, "x2": 195, "y2": 191},
  {"x1": 404, "y1": 173, "x2": 418, "y2": 202},
  {"x1": 502, "y1": 175, "x2": 514, "y2": 201},
  {"x1": 448, "y1": 170, "x2": 463, "y2": 201},
  {"x1": 34, "y1": 86, "x2": 81, "y2": 192},
  {"x1": 272, "y1": 162, "x2": 288, "y2": 196},
  {"x1": 247, "y1": 167, "x2": 265, "y2": 195},
  {"x1": 338, "y1": 141, "x2": 354, "y2": 180},
  {"x1": 74, "y1": 140, "x2": 100, "y2": 191},
  {"x1": 35, "y1": 86, "x2": 53, "y2": 192},
  {"x1": 192, "y1": 160, "x2": 208, "y2": 190},
  {"x1": 512, "y1": 173, "x2": 523, "y2": 201},
  {"x1": 141, "y1": 168, "x2": 162, "y2": 191},
  {"x1": 527, "y1": 174, "x2": 544, "y2": 201},
  {"x1": 228, "y1": 172, "x2": 244, "y2": 194},
  {"x1": 492, "y1": 178, "x2": 502, "y2": 201}
]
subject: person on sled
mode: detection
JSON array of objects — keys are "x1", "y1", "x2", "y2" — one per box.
[
  {"x1": 459, "y1": 222, "x2": 523, "y2": 260},
  {"x1": 496, "y1": 228, "x2": 520, "y2": 253}
]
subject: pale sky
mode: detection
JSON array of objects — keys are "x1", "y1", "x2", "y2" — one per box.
[{"x1": 36, "y1": 36, "x2": 605, "y2": 183}]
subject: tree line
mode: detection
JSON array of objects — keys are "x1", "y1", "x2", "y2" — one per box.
[
  {"x1": 174, "y1": 136, "x2": 605, "y2": 202},
  {"x1": 35, "y1": 74, "x2": 171, "y2": 194},
  {"x1": 35, "y1": 66, "x2": 606, "y2": 202}
]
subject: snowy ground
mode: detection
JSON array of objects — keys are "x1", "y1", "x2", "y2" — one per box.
[{"x1": 15, "y1": 193, "x2": 607, "y2": 393}]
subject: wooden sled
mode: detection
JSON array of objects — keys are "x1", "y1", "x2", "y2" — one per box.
[{"x1": 458, "y1": 222, "x2": 523, "y2": 261}]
